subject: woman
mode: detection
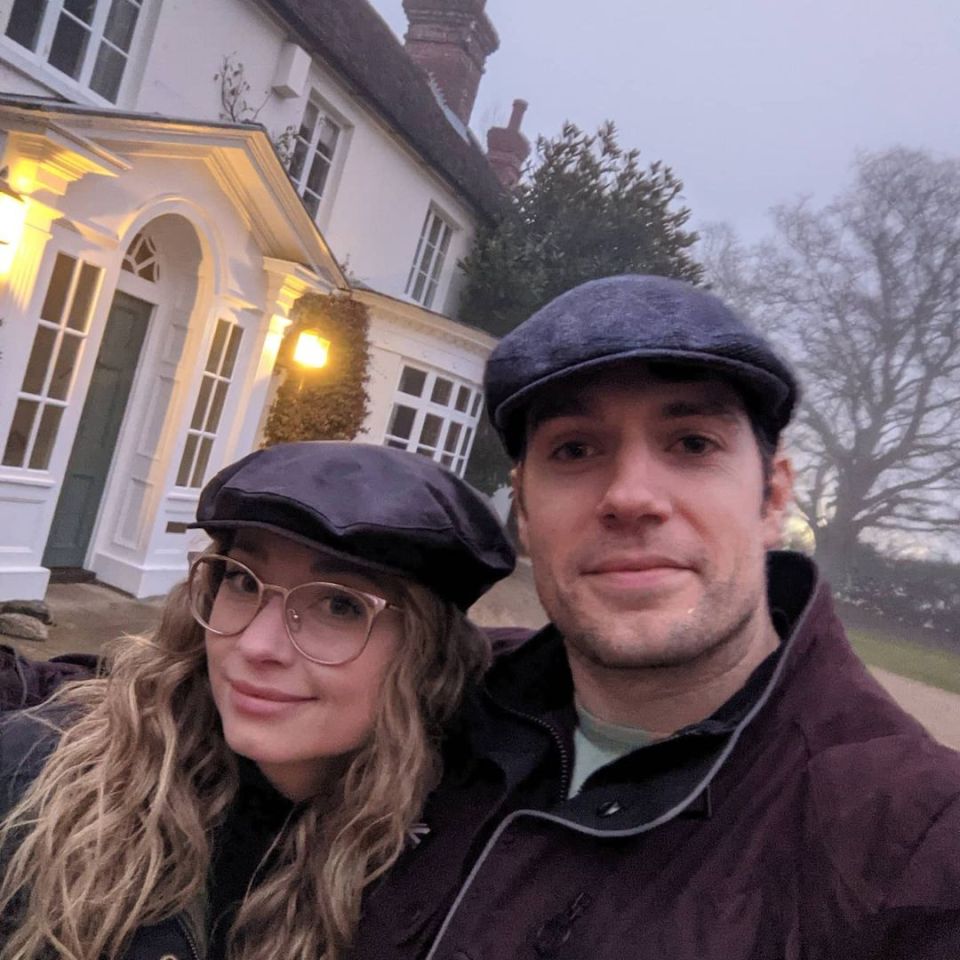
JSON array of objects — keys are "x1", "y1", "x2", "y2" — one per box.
[{"x1": 0, "y1": 441, "x2": 515, "y2": 960}]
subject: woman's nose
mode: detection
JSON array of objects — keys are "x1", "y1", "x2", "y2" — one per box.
[{"x1": 233, "y1": 590, "x2": 297, "y2": 664}]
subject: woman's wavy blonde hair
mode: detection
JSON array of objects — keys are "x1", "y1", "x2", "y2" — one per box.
[{"x1": 0, "y1": 546, "x2": 490, "y2": 960}]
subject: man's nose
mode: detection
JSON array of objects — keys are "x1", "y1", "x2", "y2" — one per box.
[
  {"x1": 595, "y1": 447, "x2": 672, "y2": 527},
  {"x1": 234, "y1": 591, "x2": 297, "y2": 664}
]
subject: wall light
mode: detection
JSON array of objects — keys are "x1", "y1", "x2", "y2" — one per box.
[
  {"x1": 293, "y1": 329, "x2": 330, "y2": 369},
  {"x1": 0, "y1": 167, "x2": 27, "y2": 277}
]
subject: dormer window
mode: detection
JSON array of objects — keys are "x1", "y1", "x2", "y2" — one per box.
[
  {"x1": 289, "y1": 99, "x2": 342, "y2": 220},
  {"x1": 5, "y1": 0, "x2": 145, "y2": 103}
]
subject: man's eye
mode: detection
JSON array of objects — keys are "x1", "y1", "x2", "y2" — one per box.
[
  {"x1": 550, "y1": 440, "x2": 595, "y2": 461},
  {"x1": 674, "y1": 435, "x2": 716, "y2": 455}
]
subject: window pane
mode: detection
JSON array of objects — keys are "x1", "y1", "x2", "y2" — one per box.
[
  {"x1": 317, "y1": 118, "x2": 339, "y2": 157},
  {"x1": 49, "y1": 14, "x2": 91, "y2": 79},
  {"x1": 305, "y1": 153, "x2": 332, "y2": 200},
  {"x1": 423, "y1": 276, "x2": 439, "y2": 310},
  {"x1": 205, "y1": 320, "x2": 229, "y2": 373},
  {"x1": 386, "y1": 404, "x2": 416, "y2": 440},
  {"x1": 190, "y1": 436, "x2": 213, "y2": 488},
  {"x1": 384, "y1": 438, "x2": 408, "y2": 450},
  {"x1": 6, "y1": 0, "x2": 46, "y2": 50},
  {"x1": 459, "y1": 426, "x2": 474, "y2": 457},
  {"x1": 418, "y1": 413, "x2": 443, "y2": 449},
  {"x1": 48, "y1": 332, "x2": 82, "y2": 401},
  {"x1": 90, "y1": 41, "x2": 126, "y2": 101},
  {"x1": 41, "y1": 254, "x2": 77, "y2": 324},
  {"x1": 22, "y1": 325, "x2": 58, "y2": 396},
  {"x1": 2, "y1": 399, "x2": 38, "y2": 467},
  {"x1": 443, "y1": 421, "x2": 462, "y2": 453},
  {"x1": 103, "y1": 0, "x2": 139, "y2": 51},
  {"x1": 398, "y1": 367, "x2": 426, "y2": 397},
  {"x1": 190, "y1": 376, "x2": 213, "y2": 431},
  {"x1": 177, "y1": 434, "x2": 198, "y2": 487},
  {"x1": 205, "y1": 380, "x2": 229, "y2": 433},
  {"x1": 67, "y1": 262, "x2": 101, "y2": 332},
  {"x1": 64, "y1": 0, "x2": 97, "y2": 23},
  {"x1": 455, "y1": 385, "x2": 470, "y2": 412},
  {"x1": 221, "y1": 325, "x2": 243, "y2": 379},
  {"x1": 440, "y1": 452, "x2": 454, "y2": 467},
  {"x1": 289, "y1": 139, "x2": 309, "y2": 182},
  {"x1": 299, "y1": 102, "x2": 319, "y2": 141},
  {"x1": 431, "y1": 377, "x2": 453, "y2": 406},
  {"x1": 302, "y1": 191, "x2": 320, "y2": 219},
  {"x1": 471, "y1": 394, "x2": 482, "y2": 417},
  {"x1": 28, "y1": 404, "x2": 64, "y2": 470}
]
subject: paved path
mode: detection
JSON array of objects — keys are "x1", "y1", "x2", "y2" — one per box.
[{"x1": 5, "y1": 568, "x2": 959, "y2": 750}]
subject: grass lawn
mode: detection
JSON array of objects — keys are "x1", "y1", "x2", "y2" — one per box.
[{"x1": 847, "y1": 626, "x2": 960, "y2": 695}]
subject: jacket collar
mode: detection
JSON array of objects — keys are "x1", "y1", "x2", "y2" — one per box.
[{"x1": 459, "y1": 552, "x2": 831, "y2": 832}]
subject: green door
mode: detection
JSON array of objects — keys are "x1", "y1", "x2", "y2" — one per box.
[{"x1": 43, "y1": 291, "x2": 153, "y2": 570}]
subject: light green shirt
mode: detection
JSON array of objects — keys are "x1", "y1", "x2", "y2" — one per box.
[{"x1": 568, "y1": 700, "x2": 654, "y2": 797}]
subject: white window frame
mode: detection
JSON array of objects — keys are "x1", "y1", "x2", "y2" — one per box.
[
  {"x1": 4, "y1": 0, "x2": 146, "y2": 103},
  {"x1": 288, "y1": 95, "x2": 345, "y2": 222},
  {"x1": 383, "y1": 364, "x2": 482, "y2": 477},
  {"x1": 175, "y1": 318, "x2": 244, "y2": 490},
  {"x1": 405, "y1": 207, "x2": 454, "y2": 310},
  {"x1": 2, "y1": 251, "x2": 104, "y2": 472}
]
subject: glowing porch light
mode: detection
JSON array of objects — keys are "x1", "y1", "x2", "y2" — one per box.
[
  {"x1": 293, "y1": 329, "x2": 330, "y2": 369},
  {"x1": 0, "y1": 168, "x2": 27, "y2": 276}
]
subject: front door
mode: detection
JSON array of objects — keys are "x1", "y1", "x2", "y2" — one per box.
[{"x1": 43, "y1": 291, "x2": 153, "y2": 569}]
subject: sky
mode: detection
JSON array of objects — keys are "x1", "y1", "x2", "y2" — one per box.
[{"x1": 368, "y1": 0, "x2": 960, "y2": 243}]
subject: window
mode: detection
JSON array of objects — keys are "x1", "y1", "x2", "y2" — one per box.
[
  {"x1": 405, "y1": 209, "x2": 453, "y2": 310},
  {"x1": 288, "y1": 99, "x2": 341, "y2": 219},
  {"x1": 383, "y1": 364, "x2": 481, "y2": 477},
  {"x1": 3, "y1": 252, "x2": 103, "y2": 470},
  {"x1": 176, "y1": 319, "x2": 243, "y2": 489},
  {"x1": 5, "y1": 0, "x2": 145, "y2": 103},
  {"x1": 121, "y1": 231, "x2": 159, "y2": 281}
]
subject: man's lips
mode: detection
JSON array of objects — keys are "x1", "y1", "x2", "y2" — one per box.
[{"x1": 584, "y1": 555, "x2": 690, "y2": 575}]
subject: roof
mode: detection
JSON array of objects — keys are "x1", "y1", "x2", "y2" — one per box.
[{"x1": 262, "y1": 0, "x2": 507, "y2": 222}]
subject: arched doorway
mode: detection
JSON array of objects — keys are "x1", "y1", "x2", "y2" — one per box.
[{"x1": 43, "y1": 215, "x2": 203, "y2": 573}]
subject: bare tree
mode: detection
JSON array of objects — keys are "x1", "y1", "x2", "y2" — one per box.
[{"x1": 704, "y1": 148, "x2": 960, "y2": 581}]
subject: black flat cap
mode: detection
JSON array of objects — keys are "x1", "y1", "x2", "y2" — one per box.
[
  {"x1": 190, "y1": 441, "x2": 515, "y2": 610},
  {"x1": 485, "y1": 274, "x2": 799, "y2": 457}
]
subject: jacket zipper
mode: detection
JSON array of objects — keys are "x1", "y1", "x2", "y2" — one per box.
[
  {"x1": 174, "y1": 914, "x2": 202, "y2": 960},
  {"x1": 484, "y1": 691, "x2": 572, "y2": 799}
]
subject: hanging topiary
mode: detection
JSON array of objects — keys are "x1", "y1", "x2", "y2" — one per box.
[{"x1": 263, "y1": 292, "x2": 371, "y2": 446}]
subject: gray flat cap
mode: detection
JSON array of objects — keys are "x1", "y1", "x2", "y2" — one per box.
[
  {"x1": 485, "y1": 274, "x2": 798, "y2": 457},
  {"x1": 191, "y1": 441, "x2": 515, "y2": 610}
]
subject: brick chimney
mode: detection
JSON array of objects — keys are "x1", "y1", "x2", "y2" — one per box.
[
  {"x1": 486, "y1": 99, "x2": 531, "y2": 189},
  {"x1": 403, "y1": 0, "x2": 499, "y2": 127}
]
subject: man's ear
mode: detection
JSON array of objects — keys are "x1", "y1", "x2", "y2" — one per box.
[
  {"x1": 762, "y1": 452, "x2": 794, "y2": 549},
  {"x1": 511, "y1": 464, "x2": 530, "y2": 554}
]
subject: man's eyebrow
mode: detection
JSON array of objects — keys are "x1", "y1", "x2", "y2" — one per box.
[
  {"x1": 661, "y1": 400, "x2": 742, "y2": 420},
  {"x1": 527, "y1": 395, "x2": 594, "y2": 430}
]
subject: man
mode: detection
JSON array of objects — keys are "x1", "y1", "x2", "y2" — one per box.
[{"x1": 353, "y1": 275, "x2": 960, "y2": 960}]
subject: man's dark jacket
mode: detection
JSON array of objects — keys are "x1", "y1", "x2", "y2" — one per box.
[{"x1": 351, "y1": 552, "x2": 960, "y2": 960}]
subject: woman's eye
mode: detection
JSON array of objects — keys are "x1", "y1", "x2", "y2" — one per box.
[
  {"x1": 322, "y1": 592, "x2": 366, "y2": 621},
  {"x1": 223, "y1": 569, "x2": 259, "y2": 595}
]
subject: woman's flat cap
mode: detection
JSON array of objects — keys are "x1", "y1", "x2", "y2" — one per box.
[
  {"x1": 190, "y1": 441, "x2": 515, "y2": 610},
  {"x1": 485, "y1": 274, "x2": 799, "y2": 457}
]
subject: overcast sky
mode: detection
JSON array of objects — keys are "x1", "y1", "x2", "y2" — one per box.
[{"x1": 369, "y1": 0, "x2": 960, "y2": 242}]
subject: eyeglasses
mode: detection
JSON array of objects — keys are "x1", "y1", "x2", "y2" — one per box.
[{"x1": 188, "y1": 554, "x2": 401, "y2": 665}]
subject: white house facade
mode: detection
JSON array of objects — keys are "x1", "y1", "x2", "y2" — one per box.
[{"x1": 0, "y1": 0, "x2": 526, "y2": 601}]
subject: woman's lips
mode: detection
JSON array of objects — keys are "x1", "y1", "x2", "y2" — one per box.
[{"x1": 228, "y1": 680, "x2": 312, "y2": 717}]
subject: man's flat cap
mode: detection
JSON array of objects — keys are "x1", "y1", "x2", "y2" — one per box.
[
  {"x1": 191, "y1": 441, "x2": 515, "y2": 610},
  {"x1": 485, "y1": 274, "x2": 799, "y2": 457}
]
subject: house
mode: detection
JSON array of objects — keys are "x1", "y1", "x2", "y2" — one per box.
[{"x1": 0, "y1": 0, "x2": 529, "y2": 601}]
